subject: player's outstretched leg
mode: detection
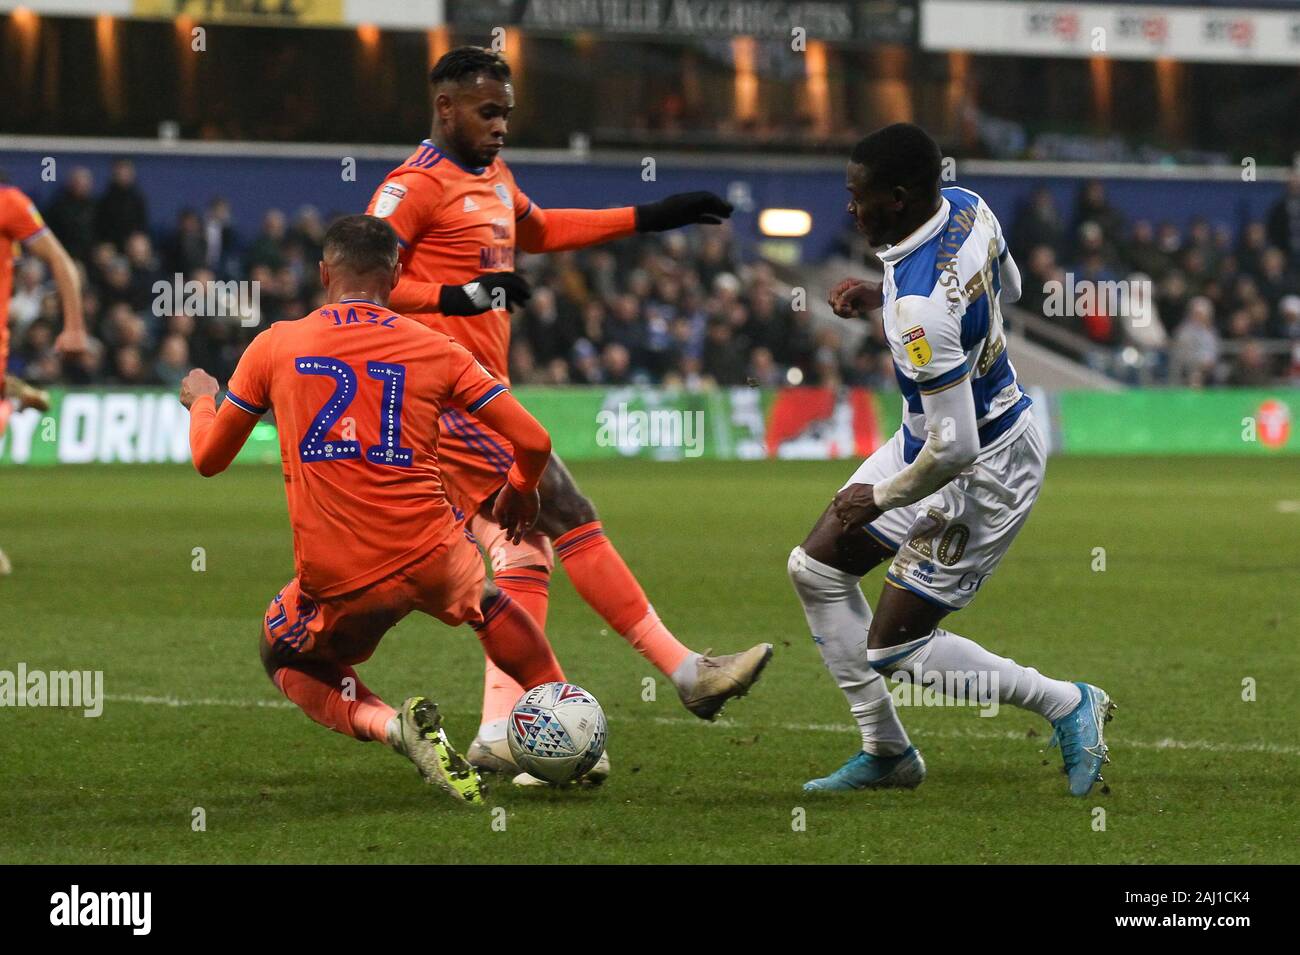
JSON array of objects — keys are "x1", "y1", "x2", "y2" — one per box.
[
  {"x1": 866, "y1": 585, "x2": 1112, "y2": 797},
  {"x1": 790, "y1": 505, "x2": 925, "y2": 792},
  {"x1": 464, "y1": 515, "x2": 556, "y2": 772},
  {"x1": 467, "y1": 586, "x2": 611, "y2": 785},
  {"x1": 259, "y1": 577, "x2": 485, "y2": 805},
  {"x1": 536, "y1": 454, "x2": 772, "y2": 720},
  {"x1": 262, "y1": 650, "x2": 483, "y2": 803}
]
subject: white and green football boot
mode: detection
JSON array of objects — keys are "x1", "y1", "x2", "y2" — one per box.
[{"x1": 392, "y1": 697, "x2": 484, "y2": 805}]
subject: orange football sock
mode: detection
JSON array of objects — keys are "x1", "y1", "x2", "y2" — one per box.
[
  {"x1": 479, "y1": 567, "x2": 550, "y2": 729},
  {"x1": 480, "y1": 656, "x2": 524, "y2": 734},
  {"x1": 273, "y1": 664, "x2": 396, "y2": 743},
  {"x1": 554, "y1": 520, "x2": 692, "y2": 675},
  {"x1": 496, "y1": 567, "x2": 551, "y2": 631},
  {"x1": 0, "y1": 398, "x2": 12, "y2": 439},
  {"x1": 473, "y1": 592, "x2": 565, "y2": 690}
]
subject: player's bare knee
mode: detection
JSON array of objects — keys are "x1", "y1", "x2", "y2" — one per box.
[{"x1": 541, "y1": 486, "x2": 598, "y2": 536}]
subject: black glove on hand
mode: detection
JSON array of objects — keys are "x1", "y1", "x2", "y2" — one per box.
[
  {"x1": 438, "y1": 272, "x2": 533, "y2": 316},
  {"x1": 634, "y1": 191, "x2": 734, "y2": 232}
]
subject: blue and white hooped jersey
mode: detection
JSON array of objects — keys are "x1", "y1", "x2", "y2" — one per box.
[{"x1": 877, "y1": 186, "x2": 1031, "y2": 464}]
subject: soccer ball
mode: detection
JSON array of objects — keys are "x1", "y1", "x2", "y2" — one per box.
[{"x1": 507, "y1": 682, "x2": 607, "y2": 784}]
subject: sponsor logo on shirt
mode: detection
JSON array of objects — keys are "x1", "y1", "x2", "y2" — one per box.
[
  {"x1": 901, "y1": 324, "x2": 932, "y2": 367},
  {"x1": 463, "y1": 196, "x2": 479, "y2": 212},
  {"x1": 912, "y1": 560, "x2": 937, "y2": 585}
]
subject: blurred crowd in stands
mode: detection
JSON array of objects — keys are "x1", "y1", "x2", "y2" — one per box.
[
  {"x1": 8, "y1": 158, "x2": 1300, "y2": 391},
  {"x1": 6, "y1": 158, "x2": 836, "y2": 392},
  {"x1": 1008, "y1": 177, "x2": 1300, "y2": 386}
]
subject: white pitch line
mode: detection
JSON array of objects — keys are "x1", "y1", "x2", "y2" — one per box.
[
  {"x1": 106, "y1": 693, "x2": 296, "y2": 710},
  {"x1": 649, "y1": 716, "x2": 1300, "y2": 758},
  {"x1": 104, "y1": 693, "x2": 1298, "y2": 758}
]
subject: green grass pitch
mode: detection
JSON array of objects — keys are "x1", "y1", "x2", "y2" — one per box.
[{"x1": 1, "y1": 456, "x2": 1296, "y2": 864}]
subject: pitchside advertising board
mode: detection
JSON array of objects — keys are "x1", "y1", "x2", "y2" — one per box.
[{"x1": 0, "y1": 387, "x2": 1293, "y2": 466}]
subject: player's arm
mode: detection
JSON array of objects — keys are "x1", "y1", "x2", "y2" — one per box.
[
  {"x1": 390, "y1": 268, "x2": 533, "y2": 318},
  {"x1": 991, "y1": 205, "x2": 1022, "y2": 305},
  {"x1": 181, "y1": 371, "x2": 259, "y2": 477},
  {"x1": 869, "y1": 375, "x2": 980, "y2": 510},
  {"x1": 515, "y1": 191, "x2": 731, "y2": 254},
  {"x1": 998, "y1": 248, "x2": 1022, "y2": 304},
  {"x1": 181, "y1": 329, "x2": 273, "y2": 477},
  {"x1": 4, "y1": 192, "x2": 88, "y2": 356},
  {"x1": 832, "y1": 298, "x2": 979, "y2": 526},
  {"x1": 446, "y1": 349, "x2": 552, "y2": 542}
]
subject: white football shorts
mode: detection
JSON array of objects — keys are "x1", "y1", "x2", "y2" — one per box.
[{"x1": 842, "y1": 416, "x2": 1046, "y2": 610}]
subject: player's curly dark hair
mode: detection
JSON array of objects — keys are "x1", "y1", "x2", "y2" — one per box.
[
  {"x1": 429, "y1": 46, "x2": 512, "y2": 87},
  {"x1": 850, "y1": 123, "x2": 942, "y2": 196},
  {"x1": 323, "y1": 215, "x2": 398, "y2": 276}
]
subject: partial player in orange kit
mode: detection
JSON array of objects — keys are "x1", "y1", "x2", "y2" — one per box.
[
  {"x1": 366, "y1": 47, "x2": 772, "y2": 780},
  {"x1": 0, "y1": 182, "x2": 88, "y2": 575},
  {"x1": 179, "y1": 214, "x2": 568, "y2": 804}
]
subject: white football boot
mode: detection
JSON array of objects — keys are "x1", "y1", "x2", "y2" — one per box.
[{"x1": 468, "y1": 734, "x2": 611, "y2": 786}]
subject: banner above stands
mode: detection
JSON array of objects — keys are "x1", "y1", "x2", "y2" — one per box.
[
  {"x1": 1, "y1": 386, "x2": 1293, "y2": 467},
  {"x1": 447, "y1": 0, "x2": 917, "y2": 45},
  {"x1": 921, "y1": 1, "x2": 1300, "y2": 65},
  {"x1": 2, "y1": 0, "x2": 913, "y2": 39}
]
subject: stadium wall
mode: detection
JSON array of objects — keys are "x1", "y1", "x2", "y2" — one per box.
[
  {"x1": 1, "y1": 387, "x2": 1293, "y2": 466},
  {"x1": 0, "y1": 140, "x2": 1293, "y2": 265}
]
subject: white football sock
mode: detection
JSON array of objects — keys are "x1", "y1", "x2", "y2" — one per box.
[
  {"x1": 670, "y1": 652, "x2": 703, "y2": 694},
  {"x1": 477, "y1": 717, "x2": 508, "y2": 743},
  {"x1": 385, "y1": 714, "x2": 403, "y2": 753},
  {"x1": 869, "y1": 627, "x2": 1082, "y2": 723},
  {"x1": 788, "y1": 547, "x2": 910, "y2": 756}
]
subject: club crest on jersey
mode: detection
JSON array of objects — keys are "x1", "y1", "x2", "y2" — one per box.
[
  {"x1": 373, "y1": 183, "x2": 406, "y2": 219},
  {"x1": 901, "y1": 325, "x2": 932, "y2": 367},
  {"x1": 494, "y1": 183, "x2": 511, "y2": 207}
]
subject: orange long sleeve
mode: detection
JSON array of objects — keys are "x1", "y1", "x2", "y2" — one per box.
[
  {"x1": 469, "y1": 390, "x2": 551, "y2": 493},
  {"x1": 516, "y1": 206, "x2": 637, "y2": 254},
  {"x1": 388, "y1": 276, "x2": 444, "y2": 315},
  {"x1": 188, "y1": 395, "x2": 260, "y2": 477}
]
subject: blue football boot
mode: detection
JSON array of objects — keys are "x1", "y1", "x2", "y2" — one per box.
[
  {"x1": 1049, "y1": 683, "x2": 1115, "y2": 797},
  {"x1": 803, "y1": 745, "x2": 926, "y2": 791}
]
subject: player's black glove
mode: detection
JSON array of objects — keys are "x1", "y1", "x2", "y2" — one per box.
[
  {"x1": 634, "y1": 191, "x2": 734, "y2": 232},
  {"x1": 438, "y1": 272, "x2": 533, "y2": 316}
]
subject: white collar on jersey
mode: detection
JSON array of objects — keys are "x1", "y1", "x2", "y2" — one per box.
[{"x1": 877, "y1": 196, "x2": 950, "y2": 266}]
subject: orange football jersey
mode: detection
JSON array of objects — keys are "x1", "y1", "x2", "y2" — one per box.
[
  {"x1": 225, "y1": 299, "x2": 505, "y2": 598},
  {"x1": 365, "y1": 141, "x2": 532, "y2": 384}
]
